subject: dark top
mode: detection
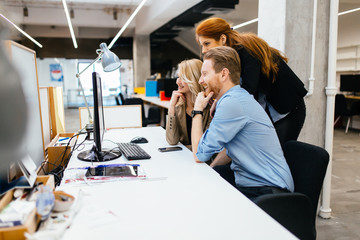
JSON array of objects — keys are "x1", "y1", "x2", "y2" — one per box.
[
  {"x1": 235, "y1": 45, "x2": 308, "y2": 114},
  {"x1": 185, "y1": 113, "x2": 192, "y2": 145}
]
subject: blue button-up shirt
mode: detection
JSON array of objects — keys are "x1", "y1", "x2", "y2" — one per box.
[{"x1": 196, "y1": 86, "x2": 294, "y2": 191}]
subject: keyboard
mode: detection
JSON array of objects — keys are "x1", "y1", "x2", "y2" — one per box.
[{"x1": 117, "y1": 142, "x2": 151, "y2": 160}]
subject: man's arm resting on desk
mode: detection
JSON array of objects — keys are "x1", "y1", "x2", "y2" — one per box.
[{"x1": 210, "y1": 149, "x2": 231, "y2": 168}]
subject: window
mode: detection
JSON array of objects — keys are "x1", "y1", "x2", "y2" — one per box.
[{"x1": 77, "y1": 61, "x2": 121, "y2": 97}]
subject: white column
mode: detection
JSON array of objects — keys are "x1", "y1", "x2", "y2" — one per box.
[
  {"x1": 133, "y1": 35, "x2": 150, "y2": 88},
  {"x1": 320, "y1": 0, "x2": 339, "y2": 219}
]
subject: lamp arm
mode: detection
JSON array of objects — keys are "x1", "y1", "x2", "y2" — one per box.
[
  {"x1": 77, "y1": 77, "x2": 93, "y2": 123},
  {"x1": 75, "y1": 53, "x2": 102, "y2": 78},
  {"x1": 75, "y1": 52, "x2": 103, "y2": 124}
]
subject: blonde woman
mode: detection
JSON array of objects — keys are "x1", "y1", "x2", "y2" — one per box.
[{"x1": 166, "y1": 59, "x2": 211, "y2": 150}]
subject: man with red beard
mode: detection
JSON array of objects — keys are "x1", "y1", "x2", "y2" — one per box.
[{"x1": 191, "y1": 46, "x2": 294, "y2": 200}]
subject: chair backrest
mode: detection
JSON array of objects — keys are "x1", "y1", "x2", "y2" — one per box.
[
  {"x1": 115, "y1": 93, "x2": 125, "y2": 105},
  {"x1": 254, "y1": 192, "x2": 314, "y2": 240},
  {"x1": 335, "y1": 94, "x2": 349, "y2": 116},
  {"x1": 123, "y1": 98, "x2": 147, "y2": 127},
  {"x1": 79, "y1": 105, "x2": 142, "y2": 129},
  {"x1": 282, "y1": 141, "x2": 329, "y2": 225}
]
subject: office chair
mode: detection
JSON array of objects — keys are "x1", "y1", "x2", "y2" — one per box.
[
  {"x1": 123, "y1": 98, "x2": 160, "y2": 127},
  {"x1": 334, "y1": 94, "x2": 360, "y2": 133},
  {"x1": 253, "y1": 141, "x2": 329, "y2": 240},
  {"x1": 115, "y1": 93, "x2": 125, "y2": 105}
]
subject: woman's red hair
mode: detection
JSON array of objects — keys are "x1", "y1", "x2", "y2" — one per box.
[{"x1": 196, "y1": 17, "x2": 288, "y2": 82}]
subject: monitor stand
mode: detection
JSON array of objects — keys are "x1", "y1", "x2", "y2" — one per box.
[{"x1": 77, "y1": 146, "x2": 122, "y2": 162}]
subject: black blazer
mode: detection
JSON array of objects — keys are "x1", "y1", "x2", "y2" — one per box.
[{"x1": 235, "y1": 46, "x2": 307, "y2": 114}]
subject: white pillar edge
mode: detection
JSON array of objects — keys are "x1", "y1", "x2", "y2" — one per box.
[
  {"x1": 306, "y1": 0, "x2": 318, "y2": 97},
  {"x1": 319, "y1": 0, "x2": 339, "y2": 219}
]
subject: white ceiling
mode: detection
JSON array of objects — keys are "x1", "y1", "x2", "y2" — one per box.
[
  {"x1": 0, "y1": 0, "x2": 358, "y2": 50},
  {"x1": 0, "y1": 0, "x2": 204, "y2": 39}
]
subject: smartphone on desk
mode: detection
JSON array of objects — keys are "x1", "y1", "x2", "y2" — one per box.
[{"x1": 158, "y1": 146, "x2": 183, "y2": 152}]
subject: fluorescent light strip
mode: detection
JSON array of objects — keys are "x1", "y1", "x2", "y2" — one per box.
[
  {"x1": 338, "y1": 7, "x2": 360, "y2": 16},
  {"x1": 108, "y1": 0, "x2": 148, "y2": 49},
  {"x1": 232, "y1": 18, "x2": 259, "y2": 30},
  {"x1": 0, "y1": 13, "x2": 43, "y2": 48},
  {"x1": 62, "y1": 0, "x2": 78, "y2": 48}
]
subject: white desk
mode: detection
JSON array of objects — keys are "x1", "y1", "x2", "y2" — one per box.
[
  {"x1": 58, "y1": 127, "x2": 296, "y2": 240},
  {"x1": 132, "y1": 94, "x2": 170, "y2": 109}
]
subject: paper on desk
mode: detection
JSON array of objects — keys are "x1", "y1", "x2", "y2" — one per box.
[{"x1": 62, "y1": 164, "x2": 147, "y2": 186}]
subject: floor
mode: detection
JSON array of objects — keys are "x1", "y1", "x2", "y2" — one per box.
[
  {"x1": 64, "y1": 108, "x2": 360, "y2": 239},
  {"x1": 316, "y1": 128, "x2": 360, "y2": 240}
]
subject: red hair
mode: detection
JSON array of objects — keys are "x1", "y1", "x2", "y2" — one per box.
[{"x1": 196, "y1": 17, "x2": 288, "y2": 82}]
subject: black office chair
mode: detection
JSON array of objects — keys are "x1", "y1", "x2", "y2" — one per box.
[
  {"x1": 123, "y1": 98, "x2": 160, "y2": 127},
  {"x1": 334, "y1": 94, "x2": 360, "y2": 133},
  {"x1": 253, "y1": 141, "x2": 329, "y2": 240},
  {"x1": 115, "y1": 93, "x2": 125, "y2": 105}
]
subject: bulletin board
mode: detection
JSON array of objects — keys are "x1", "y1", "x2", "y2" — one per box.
[{"x1": 5, "y1": 41, "x2": 45, "y2": 169}]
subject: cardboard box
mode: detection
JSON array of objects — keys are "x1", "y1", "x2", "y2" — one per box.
[
  {"x1": 46, "y1": 133, "x2": 76, "y2": 173},
  {"x1": 145, "y1": 80, "x2": 158, "y2": 97},
  {"x1": 0, "y1": 175, "x2": 54, "y2": 240}
]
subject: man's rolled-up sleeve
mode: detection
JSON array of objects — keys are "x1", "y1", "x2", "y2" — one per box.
[{"x1": 196, "y1": 95, "x2": 247, "y2": 162}]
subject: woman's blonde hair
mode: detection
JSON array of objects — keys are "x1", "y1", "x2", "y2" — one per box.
[
  {"x1": 177, "y1": 59, "x2": 204, "y2": 103},
  {"x1": 196, "y1": 17, "x2": 288, "y2": 83}
]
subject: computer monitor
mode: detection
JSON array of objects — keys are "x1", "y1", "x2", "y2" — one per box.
[
  {"x1": 340, "y1": 74, "x2": 360, "y2": 94},
  {"x1": 77, "y1": 72, "x2": 121, "y2": 162},
  {"x1": 157, "y1": 78, "x2": 165, "y2": 94},
  {"x1": 163, "y1": 78, "x2": 178, "y2": 98}
]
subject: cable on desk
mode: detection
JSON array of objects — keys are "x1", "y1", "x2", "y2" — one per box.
[{"x1": 40, "y1": 129, "x2": 87, "y2": 186}]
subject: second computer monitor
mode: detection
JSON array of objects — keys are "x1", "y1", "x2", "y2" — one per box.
[
  {"x1": 340, "y1": 74, "x2": 360, "y2": 94},
  {"x1": 157, "y1": 78, "x2": 177, "y2": 98}
]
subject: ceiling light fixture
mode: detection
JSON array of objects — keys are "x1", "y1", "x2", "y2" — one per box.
[
  {"x1": 108, "y1": 0, "x2": 147, "y2": 49},
  {"x1": 232, "y1": 18, "x2": 259, "y2": 30},
  {"x1": 0, "y1": 13, "x2": 43, "y2": 48},
  {"x1": 338, "y1": 7, "x2": 360, "y2": 16},
  {"x1": 61, "y1": 0, "x2": 78, "y2": 48}
]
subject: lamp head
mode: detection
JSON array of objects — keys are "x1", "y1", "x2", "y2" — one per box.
[{"x1": 99, "y1": 43, "x2": 121, "y2": 72}]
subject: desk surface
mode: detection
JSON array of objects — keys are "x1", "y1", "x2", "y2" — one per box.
[
  {"x1": 345, "y1": 95, "x2": 360, "y2": 100},
  {"x1": 131, "y1": 94, "x2": 170, "y2": 109},
  {"x1": 58, "y1": 127, "x2": 296, "y2": 240}
]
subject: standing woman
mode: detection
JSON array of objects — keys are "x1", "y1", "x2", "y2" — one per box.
[
  {"x1": 195, "y1": 17, "x2": 307, "y2": 144},
  {"x1": 166, "y1": 59, "x2": 211, "y2": 150}
]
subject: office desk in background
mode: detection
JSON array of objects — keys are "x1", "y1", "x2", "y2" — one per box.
[
  {"x1": 344, "y1": 95, "x2": 360, "y2": 100},
  {"x1": 57, "y1": 127, "x2": 296, "y2": 239},
  {"x1": 130, "y1": 94, "x2": 170, "y2": 127}
]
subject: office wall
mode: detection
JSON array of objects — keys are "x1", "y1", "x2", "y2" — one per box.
[
  {"x1": 37, "y1": 58, "x2": 78, "y2": 106},
  {"x1": 338, "y1": 7, "x2": 360, "y2": 48},
  {"x1": 337, "y1": 10, "x2": 360, "y2": 74}
]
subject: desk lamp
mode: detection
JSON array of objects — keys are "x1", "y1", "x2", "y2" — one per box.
[{"x1": 75, "y1": 43, "x2": 121, "y2": 125}]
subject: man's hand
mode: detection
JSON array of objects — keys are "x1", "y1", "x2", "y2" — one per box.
[{"x1": 194, "y1": 91, "x2": 214, "y2": 111}]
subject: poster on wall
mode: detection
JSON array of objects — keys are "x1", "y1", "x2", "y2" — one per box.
[{"x1": 50, "y1": 64, "x2": 64, "y2": 82}]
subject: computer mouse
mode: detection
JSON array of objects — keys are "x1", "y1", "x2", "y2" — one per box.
[{"x1": 130, "y1": 137, "x2": 148, "y2": 144}]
